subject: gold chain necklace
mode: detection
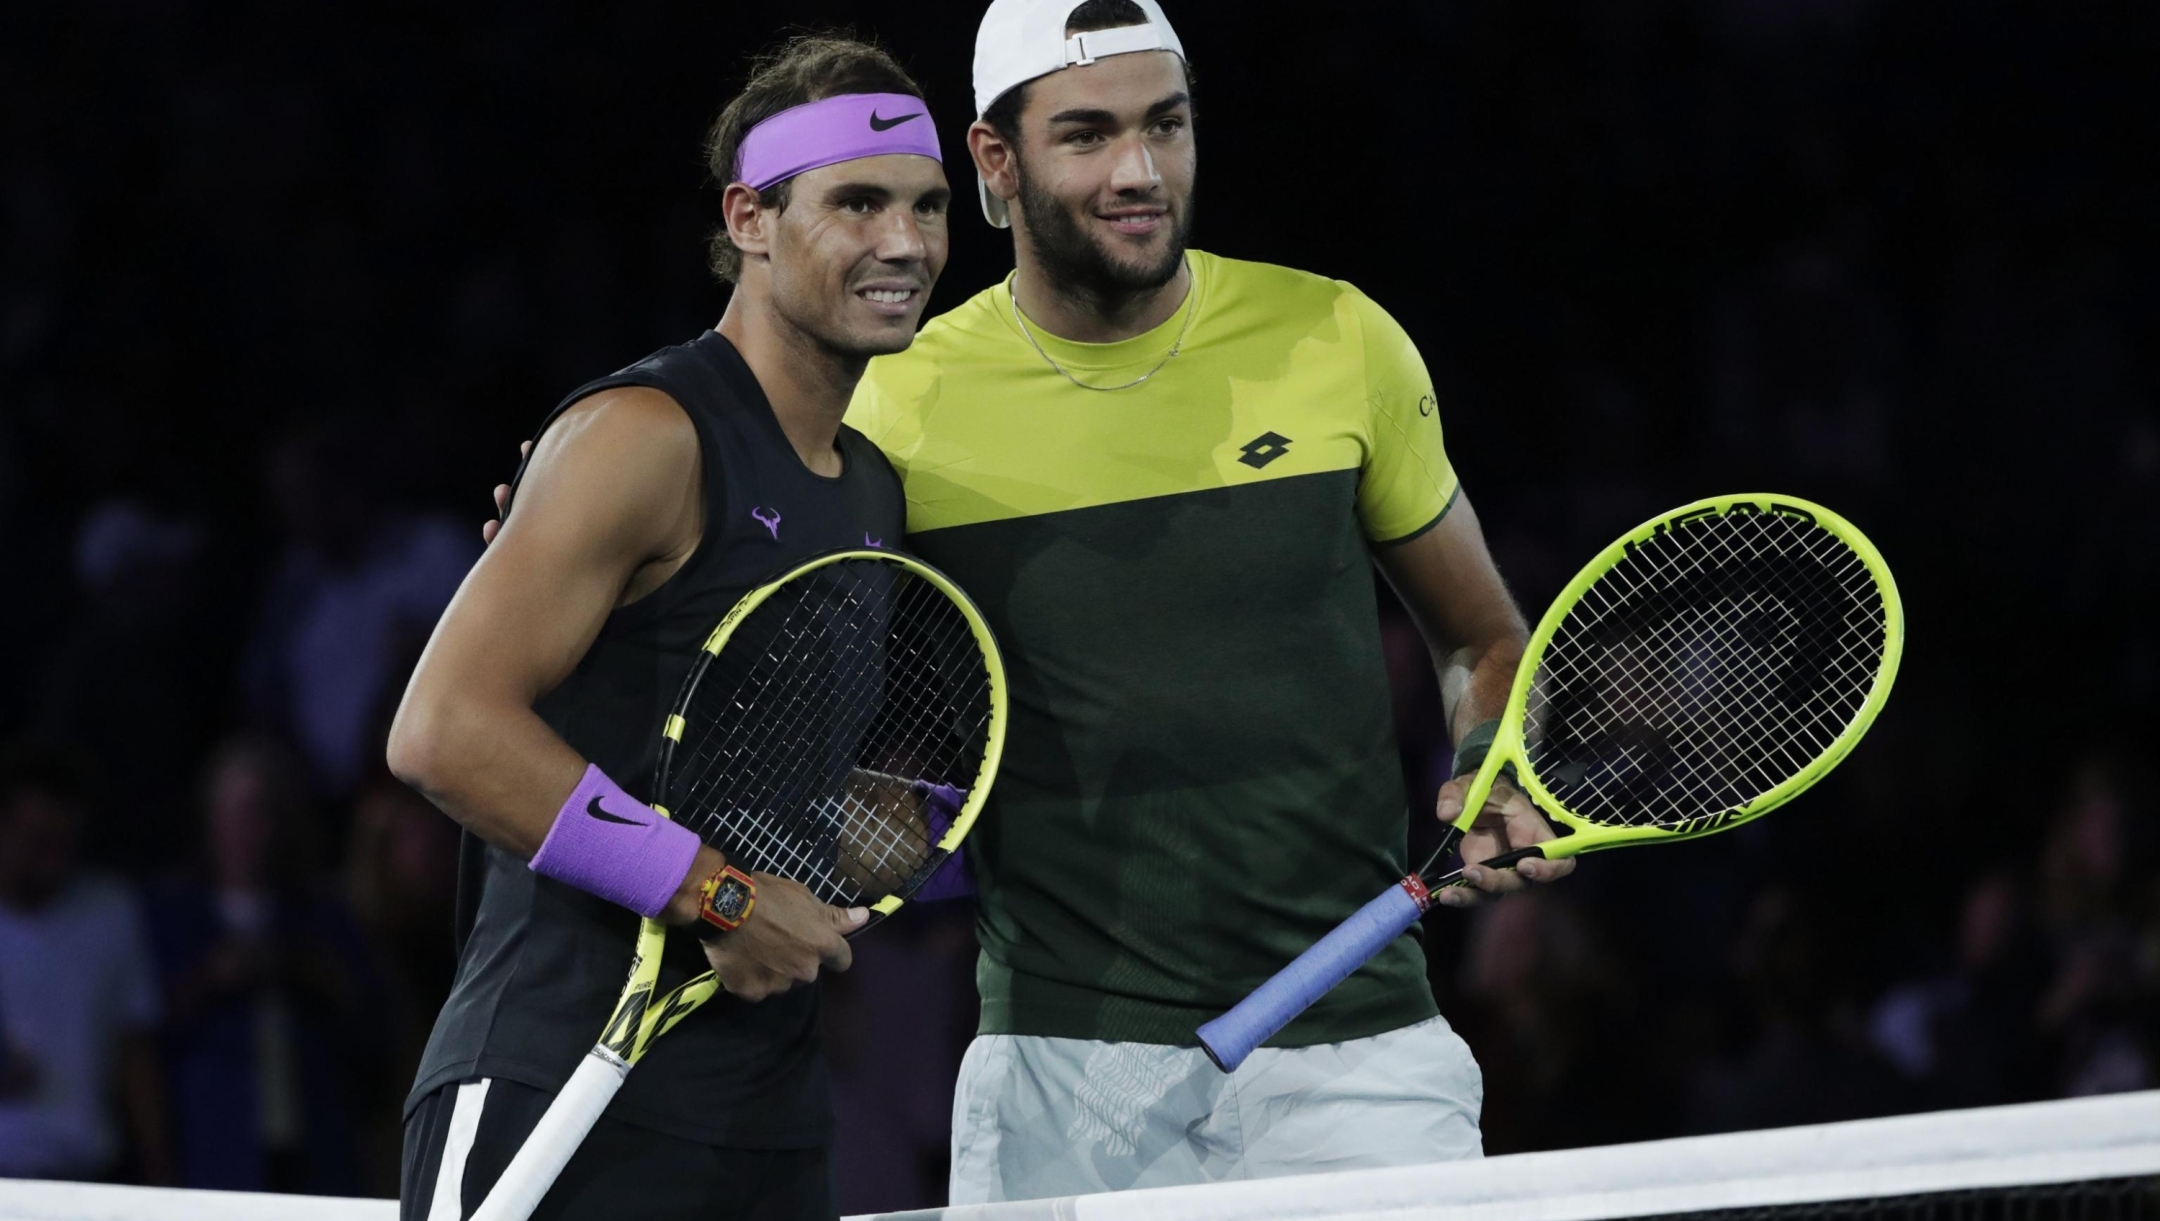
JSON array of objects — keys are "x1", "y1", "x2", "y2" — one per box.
[{"x1": 1006, "y1": 258, "x2": 1195, "y2": 392}]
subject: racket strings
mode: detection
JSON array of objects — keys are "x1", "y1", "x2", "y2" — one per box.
[
  {"x1": 1582, "y1": 559, "x2": 1847, "y2": 780},
  {"x1": 677, "y1": 596, "x2": 892, "y2": 887},
  {"x1": 677, "y1": 581, "x2": 982, "y2": 899},
  {"x1": 708, "y1": 574, "x2": 980, "y2": 890},
  {"x1": 1542, "y1": 539, "x2": 1855, "y2": 817},
  {"x1": 663, "y1": 562, "x2": 994, "y2": 905},
  {"x1": 1524, "y1": 511, "x2": 1887, "y2": 829},
  {"x1": 824, "y1": 601, "x2": 990, "y2": 881},
  {"x1": 1541, "y1": 522, "x2": 1877, "y2": 820}
]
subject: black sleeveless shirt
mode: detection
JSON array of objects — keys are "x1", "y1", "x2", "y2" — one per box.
[{"x1": 407, "y1": 331, "x2": 904, "y2": 1148}]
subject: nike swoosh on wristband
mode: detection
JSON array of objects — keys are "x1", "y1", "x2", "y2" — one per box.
[
  {"x1": 586, "y1": 795, "x2": 645, "y2": 826},
  {"x1": 867, "y1": 111, "x2": 921, "y2": 131}
]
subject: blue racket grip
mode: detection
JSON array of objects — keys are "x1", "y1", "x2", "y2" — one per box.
[{"x1": 1196, "y1": 881, "x2": 1427, "y2": 1072}]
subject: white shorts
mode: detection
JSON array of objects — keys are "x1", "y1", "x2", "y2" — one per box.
[{"x1": 948, "y1": 1015, "x2": 1484, "y2": 1204}]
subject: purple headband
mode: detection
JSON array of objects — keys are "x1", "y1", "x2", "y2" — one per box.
[{"x1": 736, "y1": 92, "x2": 943, "y2": 192}]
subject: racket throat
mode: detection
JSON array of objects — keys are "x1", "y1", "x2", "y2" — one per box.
[{"x1": 1423, "y1": 842, "x2": 1550, "y2": 892}]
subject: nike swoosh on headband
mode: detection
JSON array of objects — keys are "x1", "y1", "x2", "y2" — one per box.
[{"x1": 736, "y1": 93, "x2": 943, "y2": 192}]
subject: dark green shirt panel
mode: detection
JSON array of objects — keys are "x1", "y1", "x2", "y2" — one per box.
[
  {"x1": 908, "y1": 472, "x2": 1438, "y2": 1045},
  {"x1": 971, "y1": 762, "x2": 1441, "y2": 1047}
]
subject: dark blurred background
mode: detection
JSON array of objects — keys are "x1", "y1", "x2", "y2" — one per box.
[{"x1": 1, "y1": 0, "x2": 2155, "y2": 1212}]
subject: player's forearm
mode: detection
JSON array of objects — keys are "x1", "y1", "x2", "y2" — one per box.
[
  {"x1": 387, "y1": 685, "x2": 588, "y2": 859},
  {"x1": 388, "y1": 684, "x2": 724, "y2": 924},
  {"x1": 1370, "y1": 495, "x2": 1529, "y2": 743},
  {"x1": 1438, "y1": 628, "x2": 1524, "y2": 742}
]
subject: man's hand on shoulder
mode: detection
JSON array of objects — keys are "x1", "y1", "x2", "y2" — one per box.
[
  {"x1": 696, "y1": 874, "x2": 866, "y2": 1001},
  {"x1": 481, "y1": 439, "x2": 532, "y2": 545},
  {"x1": 490, "y1": 387, "x2": 699, "y2": 566},
  {"x1": 480, "y1": 383, "x2": 693, "y2": 554}
]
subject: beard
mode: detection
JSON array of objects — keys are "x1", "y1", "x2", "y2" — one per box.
[{"x1": 1014, "y1": 158, "x2": 1194, "y2": 304}]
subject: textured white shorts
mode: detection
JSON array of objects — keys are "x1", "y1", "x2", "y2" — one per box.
[{"x1": 948, "y1": 1015, "x2": 1484, "y2": 1204}]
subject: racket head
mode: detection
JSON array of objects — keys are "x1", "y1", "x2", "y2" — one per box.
[
  {"x1": 653, "y1": 548, "x2": 1007, "y2": 932},
  {"x1": 1470, "y1": 494, "x2": 1901, "y2": 860}
]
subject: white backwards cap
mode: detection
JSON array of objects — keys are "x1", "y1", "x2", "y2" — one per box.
[{"x1": 971, "y1": 0, "x2": 1187, "y2": 227}]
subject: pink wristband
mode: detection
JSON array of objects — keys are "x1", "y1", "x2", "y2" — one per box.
[{"x1": 529, "y1": 765, "x2": 701, "y2": 918}]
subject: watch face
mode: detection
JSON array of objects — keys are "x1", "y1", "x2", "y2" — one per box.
[{"x1": 710, "y1": 879, "x2": 751, "y2": 923}]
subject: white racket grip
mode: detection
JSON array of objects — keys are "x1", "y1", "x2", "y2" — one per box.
[{"x1": 469, "y1": 1050, "x2": 628, "y2": 1221}]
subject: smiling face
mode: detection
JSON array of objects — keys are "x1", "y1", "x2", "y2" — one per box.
[
  {"x1": 989, "y1": 50, "x2": 1195, "y2": 299},
  {"x1": 747, "y1": 153, "x2": 952, "y2": 360}
]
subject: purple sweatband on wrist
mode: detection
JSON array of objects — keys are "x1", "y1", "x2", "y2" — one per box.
[
  {"x1": 529, "y1": 765, "x2": 702, "y2": 918},
  {"x1": 735, "y1": 92, "x2": 943, "y2": 193},
  {"x1": 910, "y1": 780, "x2": 977, "y2": 903},
  {"x1": 914, "y1": 850, "x2": 978, "y2": 903}
]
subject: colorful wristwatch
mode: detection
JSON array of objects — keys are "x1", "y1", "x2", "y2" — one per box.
[{"x1": 696, "y1": 866, "x2": 757, "y2": 934}]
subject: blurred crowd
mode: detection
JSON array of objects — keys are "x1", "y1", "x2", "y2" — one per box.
[{"x1": 1, "y1": 0, "x2": 2152, "y2": 1214}]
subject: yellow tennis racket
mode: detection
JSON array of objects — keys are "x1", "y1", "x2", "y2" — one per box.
[
  {"x1": 473, "y1": 549, "x2": 1007, "y2": 1221},
  {"x1": 1199, "y1": 494, "x2": 1902, "y2": 1070}
]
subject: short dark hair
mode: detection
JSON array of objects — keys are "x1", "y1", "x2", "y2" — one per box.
[
  {"x1": 982, "y1": 0, "x2": 1188, "y2": 143},
  {"x1": 703, "y1": 34, "x2": 926, "y2": 283}
]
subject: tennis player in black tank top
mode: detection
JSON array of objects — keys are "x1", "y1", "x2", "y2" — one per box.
[{"x1": 387, "y1": 38, "x2": 952, "y2": 1221}]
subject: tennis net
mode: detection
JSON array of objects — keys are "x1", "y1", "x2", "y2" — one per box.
[
  {"x1": 0, "y1": 1091, "x2": 2153, "y2": 1220},
  {"x1": 859, "y1": 1091, "x2": 2160, "y2": 1221}
]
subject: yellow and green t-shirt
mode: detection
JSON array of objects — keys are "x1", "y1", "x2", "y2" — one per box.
[{"x1": 848, "y1": 250, "x2": 1459, "y2": 1046}]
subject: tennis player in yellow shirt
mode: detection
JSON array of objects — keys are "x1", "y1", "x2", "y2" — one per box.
[{"x1": 845, "y1": 0, "x2": 1574, "y2": 1201}]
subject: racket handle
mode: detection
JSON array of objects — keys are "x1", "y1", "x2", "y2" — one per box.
[
  {"x1": 469, "y1": 1050, "x2": 628, "y2": 1221},
  {"x1": 1196, "y1": 881, "x2": 1427, "y2": 1074}
]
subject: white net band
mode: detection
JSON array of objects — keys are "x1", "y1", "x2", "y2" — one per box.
[{"x1": 3, "y1": 1091, "x2": 2154, "y2": 1221}]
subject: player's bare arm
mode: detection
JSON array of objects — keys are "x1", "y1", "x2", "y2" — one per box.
[
  {"x1": 387, "y1": 388, "x2": 856, "y2": 996},
  {"x1": 389, "y1": 387, "x2": 702, "y2": 861},
  {"x1": 1375, "y1": 492, "x2": 1575, "y2": 905}
]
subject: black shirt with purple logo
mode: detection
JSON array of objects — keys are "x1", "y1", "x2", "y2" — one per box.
[{"x1": 407, "y1": 330, "x2": 903, "y2": 1148}]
